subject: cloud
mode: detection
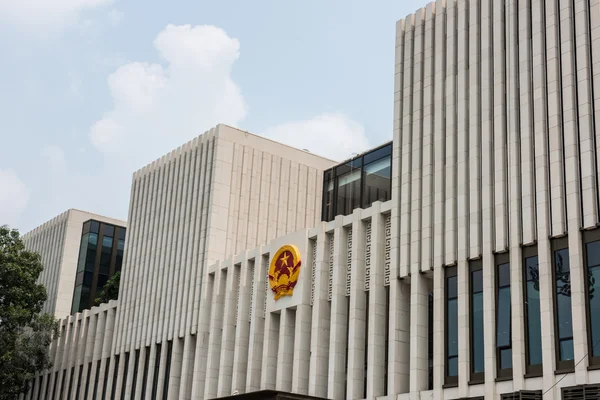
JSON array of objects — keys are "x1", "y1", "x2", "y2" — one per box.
[
  {"x1": 41, "y1": 145, "x2": 66, "y2": 170},
  {"x1": 0, "y1": 0, "x2": 113, "y2": 29},
  {"x1": 90, "y1": 24, "x2": 246, "y2": 168},
  {"x1": 263, "y1": 113, "x2": 370, "y2": 161},
  {"x1": 0, "y1": 169, "x2": 30, "y2": 227},
  {"x1": 107, "y1": 9, "x2": 123, "y2": 26}
]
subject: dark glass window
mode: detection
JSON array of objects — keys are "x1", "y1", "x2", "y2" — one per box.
[
  {"x1": 85, "y1": 233, "x2": 98, "y2": 272},
  {"x1": 583, "y1": 231, "x2": 600, "y2": 366},
  {"x1": 362, "y1": 155, "x2": 391, "y2": 209},
  {"x1": 131, "y1": 349, "x2": 140, "y2": 397},
  {"x1": 72, "y1": 221, "x2": 126, "y2": 314},
  {"x1": 152, "y1": 344, "x2": 162, "y2": 400},
  {"x1": 111, "y1": 355, "x2": 119, "y2": 400},
  {"x1": 552, "y1": 239, "x2": 574, "y2": 369},
  {"x1": 121, "y1": 352, "x2": 130, "y2": 400},
  {"x1": 100, "y1": 236, "x2": 113, "y2": 275},
  {"x1": 445, "y1": 266, "x2": 458, "y2": 385},
  {"x1": 336, "y1": 167, "x2": 362, "y2": 216},
  {"x1": 102, "y1": 358, "x2": 110, "y2": 400},
  {"x1": 90, "y1": 220, "x2": 100, "y2": 233},
  {"x1": 83, "y1": 221, "x2": 91, "y2": 234},
  {"x1": 523, "y1": 248, "x2": 542, "y2": 375},
  {"x1": 163, "y1": 341, "x2": 173, "y2": 400},
  {"x1": 103, "y1": 224, "x2": 114, "y2": 237},
  {"x1": 496, "y1": 254, "x2": 512, "y2": 378},
  {"x1": 321, "y1": 142, "x2": 392, "y2": 221},
  {"x1": 141, "y1": 346, "x2": 150, "y2": 398},
  {"x1": 116, "y1": 239, "x2": 125, "y2": 272},
  {"x1": 470, "y1": 260, "x2": 484, "y2": 381},
  {"x1": 428, "y1": 291, "x2": 434, "y2": 390}
]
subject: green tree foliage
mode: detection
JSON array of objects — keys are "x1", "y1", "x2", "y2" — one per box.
[
  {"x1": 0, "y1": 226, "x2": 59, "y2": 400},
  {"x1": 94, "y1": 271, "x2": 120, "y2": 306}
]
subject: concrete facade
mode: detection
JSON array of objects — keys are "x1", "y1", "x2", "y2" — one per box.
[
  {"x1": 20, "y1": 0, "x2": 600, "y2": 399},
  {"x1": 22, "y1": 209, "x2": 126, "y2": 319}
]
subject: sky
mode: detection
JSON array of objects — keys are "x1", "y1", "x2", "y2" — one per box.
[{"x1": 0, "y1": 0, "x2": 431, "y2": 233}]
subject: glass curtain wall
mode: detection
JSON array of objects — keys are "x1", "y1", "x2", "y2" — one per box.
[{"x1": 322, "y1": 143, "x2": 392, "y2": 221}]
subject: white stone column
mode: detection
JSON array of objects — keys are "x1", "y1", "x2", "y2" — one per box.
[
  {"x1": 81, "y1": 314, "x2": 97, "y2": 399},
  {"x1": 155, "y1": 341, "x2": 169, "y2": 400},
  {"x1": 205, "y1": 267, "x2": 227, "y2": 399},
  {"x1": 366, "y1": 213, "x2": 386, "y2": 399},
  {"x1": 246, "y1": 254, "x2": 267, "y2": 392},
  {"x1": 346, "y1": 218, "x2": 367, "y2": 400},
  {"x1": 291, "y1": 304, "x2": 311, "y2": 395},
  {"x1": 389, "y1": 278, "x2": 411, "y2": 395},
  {"x1": 167, "y1": 337, "x2": 184, "y2": 398},
  {"x1": 143, "y1": 344, "x2": 158, "y2": 399},
  {"x1": 276, "y1": 308, "x2": 294, "y2": 392},
  {"x1": 308, "y1": 231, "x2": 331, "y2": 398},
  {"x1": 218, "y1": 264, "x2": 241, "y2": 396},
  {"x1": 179, "y1": 335, "x2": 196, "y2": 400},
  {"x1": 409, "y1": 273, "x2": 430, "y2": 395},
  {"x1": 260, "y1": 311, "x2": 280, "y2": 390},
  {"x1": 327, "y1": 224, "x2": 349, "y2": 400},
  {"x1": 113, "y1": 350, "x2": 127, "y2": 400},
  {"x1": 190, "y1": 272, "x2": 215, "y2": 397},
  {"x1": 232, "y1": 258, "x2": 253, "y2": 394}
]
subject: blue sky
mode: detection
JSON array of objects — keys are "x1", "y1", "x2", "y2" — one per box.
[{"x1": 0, "y1": 0, "x2": 431, "y2": 233}]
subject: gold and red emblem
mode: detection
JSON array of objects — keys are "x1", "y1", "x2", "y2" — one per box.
[{"x1": 268, "y1": 245, "x2": 302, "y2": 300}]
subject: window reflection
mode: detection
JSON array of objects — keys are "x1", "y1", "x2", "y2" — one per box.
[
  {"x1": 554, "y1": 248, "x2": 574, "y2": 362},
  {"x1": 446, "y1": 268, "x2": 458, "y2": 382},
  {"x1": 321, "y1": 143, "x2": 392, "y2": 221},
  {"x1": 496, "y1": 261, "x2": 512, "y2": 375},
  {"x1": 363, "y1": 155, "x2": 391, "y2": 209},
  {"x1": 585, "y1": 240, "x2": 600, "y2": 359},
  {"x1": 524, "y1": 255, "x2": 543, "y2": 369},
  {"x1": 470, "y1": 261, "x2": 484, "y2": 377}
]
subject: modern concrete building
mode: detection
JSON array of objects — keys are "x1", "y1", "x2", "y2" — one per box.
[
  {"x1": 22, "y1": 0, "x2": 600, "y2": 399},
  {"x1": 22, "y1": 209, "x2": 126, "y2": 319}
]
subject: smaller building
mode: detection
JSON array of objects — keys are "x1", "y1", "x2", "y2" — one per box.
[
  {"x1": 22, "y1": 209, "x2": 126, "y2": 318},
  {"x1": 71, "y1": 219, "x2": 126, "y2": 314}
]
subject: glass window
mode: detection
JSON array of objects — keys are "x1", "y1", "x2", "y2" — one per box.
[
  {"x1": 85, "y1": 233, "x2": 98, "y2": 272},
  {"x1": 103, "y1": 224, "x2": 114, "y2": 237},
  {"x1": 362, "y1": 155, "x2": 391, "y2": 209},
  {"x1": 71, "y1": 285, "x2": 82, "y2": 314},
  {"x1": 117, "y1": 227, "x2": 126, "y2": 240},
  {"x1": 100, "y1": 236, "x2": 113, "y2": 275},
  {"x1": 523, "y1": 252, "x2": 543, "y2": 372},
  {"x1": 446, "y1": 267, "x2": 458, "y2": 383},
  {"x1": 336, "y1": 169, "x2": 361, "y2": 216},
  {"x1": 82, "y1": 221, "x2": 91, "y2": 234},
  {"x1": 90, "y1": 220, "x2": 100, "y2": 233},
  {"x1": 496, "y1": 258, "x2": 512, "y2": 376},
  {"x1": 584, "y1": 237, "x2": 600, "y2": 363},
  {"x1": 321, "y1": 142, "x2": 393, "y2": 221},
  {"x1": 553, "y1": 245, "x2": 574, "y2": 365},
  {"x1": 77, "y1": 233, "x2": 89, "y2": 273},
  {"x1": 470, "y1": 261, "x2": 484, "y2": 379},
  {"x1": 116, "y1": 239, "x2": 125, "y2": 272}
]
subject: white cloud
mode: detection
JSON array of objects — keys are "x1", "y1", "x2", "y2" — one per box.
[
  {"x1": 107, "y1": 8, "x2": 123, "y2": 26},
  {"x1": 0, "y1": 0, "x2": 113, "y2": 29},
  {"x1": 41, "y1": 145, "x2": 66, "y2": 170},
  {"x1": 90, "y1": 24, "x2": 247, "y2": 168},
  {"x1": 263, "y1": 113, "x2": 370, "y2": 161},
  {"x1": 0, "y1": 169, "x2": 30, "y2": 227}
]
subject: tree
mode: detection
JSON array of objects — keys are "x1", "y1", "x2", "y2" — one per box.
[
  {"x1": 94, "y1": 271, "x2": 120, "y2": 306},
  {"x1": 0, "y1": 226, "x2": 59, "y2": 400}
]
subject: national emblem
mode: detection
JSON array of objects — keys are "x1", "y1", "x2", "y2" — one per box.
[{"x1": 268, "y1": 244, "x2": 302, "y2": 300}]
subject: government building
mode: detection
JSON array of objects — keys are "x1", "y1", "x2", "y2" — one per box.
[{"x1": 21, "y1": 0, "x2": 600, "y2": 399}]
